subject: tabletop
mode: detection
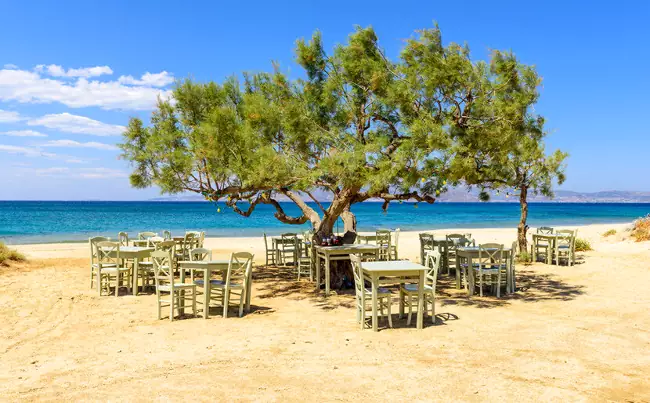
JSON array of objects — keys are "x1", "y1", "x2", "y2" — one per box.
[
  {"x1": 178, "y1": 260, "x2": 230, "y2": 266},
  {"x1": 105, "y1": 246, "x2": 154, "y2": 253},
  {"x1": 315, "y1": 244, "x2": 378, "y2": 251},
  {"x1": 362, "y1": 260, "x2": 427, "y2": 272},
  {"x1": 457, "y1": 247, "x2": 512, "y2": 253}
]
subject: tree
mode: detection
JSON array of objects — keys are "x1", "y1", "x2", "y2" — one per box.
[
  {"x1": 119, "y1": 25, "x2": 554, "y2": 284},
  {"x1": 449, "y1": 51, "x2": 568, "y2": 253}
]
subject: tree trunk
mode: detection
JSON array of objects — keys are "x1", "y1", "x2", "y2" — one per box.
[
  {"x1": 518, "y1": 184, "x2": 529, "y2": 253},
  {"x1": 340, "y1": 205, "x2": 357, "y2": 233}
]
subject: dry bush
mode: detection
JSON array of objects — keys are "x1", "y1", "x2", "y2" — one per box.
[
  {"x1": 631, "y1": 215, "x2": 650, "y2": 242},
  {"x1": 602, "y1": 229, "x2": 617, "y2": 237},
  {"x1": 575, "y1": 238, "x2": 592, "y2": 252},
  {"x1": 0, "y1": 242, "x2": 25, "y2": 266}
]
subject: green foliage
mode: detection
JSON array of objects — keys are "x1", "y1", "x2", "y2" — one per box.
[
  {"x1": 602, "y1": 229, "x2": 617, "y2": 237},
  {"x1": 0, "y1": 242, "x2": 25, "y2": 266},
  {"x1": 575, "y1": 238, "x2": 592, "y2": 252},
  {"x1": 119, "y1": 24, "x2": 561, "y2": 233},
  {"x1": 516, "y1": 251, "x2": 532, "y2": 265},
  {"x1": 631, "y1": 215, "x2": 650, "y2": 242}
]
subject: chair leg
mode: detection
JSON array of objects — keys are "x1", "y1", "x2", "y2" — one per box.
[
  {"x1": 407, "y1": 294, "x2": 413, "y2": 326},
  {"x1": 239, "y1": 292, "x2": 245, "y2": 317},
  {"x1": 386, "y1": 298, "x2": 393, "y2": 328},
  {"x1": 399, "y1": 289, "x2": 404, "y2": 319},
  {"x1": 223, "y1": 288, "x2": 230, "y2": 318},
  {"x1": 169, "y1": 292, "x2": 175, "y2": 322},
  {"x1": 430, "y1": 294, "x2": 436, "y2": 324}
]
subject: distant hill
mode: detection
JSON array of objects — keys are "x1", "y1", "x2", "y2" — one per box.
[{"x1": 150, "y1": 189, "x2": 650, "y2": 203}]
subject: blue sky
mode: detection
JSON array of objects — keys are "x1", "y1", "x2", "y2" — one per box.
[{"x1": 0, "y1": 0, "x2": 647, "y2": 200}]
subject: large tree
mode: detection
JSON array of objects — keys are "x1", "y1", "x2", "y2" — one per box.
[{"x1": 119, "y1": 25, "x2": 553, "y2": 252}]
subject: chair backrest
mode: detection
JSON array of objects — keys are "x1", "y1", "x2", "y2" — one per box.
[
  {"x1": 226, "y1": 252, "x2": 254, "y2": 286},
  {"x1": 138, "y1": 231, "x2": 158, "y2": 240},
  {"x1": 425, "y1": 250, "x2": 441, "y2": 292},
  {"x1": 96, "y1": 241, "x2": 120, "y2": 267},
  {"x1": 464, "y1": 233, "x2": 472, "y2": 240},
  {"x1": 263, "y1": 233, "x2": 270, "y2": 249},
  {"x1": 151, "y1": 249, "x2": 174, "y2": 289},
  {"x1": 163, "y1": 230, "x2": 172, "y2": 240},
  {"x1": 155, "y1": 240, "x2": 176, "y2": 252},
  {"x1": 446, "y1": 233, "x2": 468, "y2": 251},
  {"x1": 89, "y1": 236, "x2": 110, "y2": 266},
  {"x1": 198, "y1": 231, "x2": 206, "y2": 248},
  {"x1": 556, "y1": 232, "x2": 574, "y2": 248},
  {"x1": 182, "y1": 232, "x2": 196, "y2": 252},
  {"x1": 478, "y1": 243, "x2": 504, "y2": 269},
  {"x1": 419, "y1": 233, "x2": 435, "y2": 250},
  {"x1": 510, "y1": 241, "x2": 517, "y2": 268},
  {"x1": 393, "y1": 228, "x2": 400, "y2": 248},
  {"x1": 190, "y1": 247, "x2": 212, "y2": 261},
  {"x1": 281, "y1": 233, "x2": 297, "y2": 250},
  {"x1": 118, "y1": 232, "x2": 129, "y2": 246},
  {"x1": 376, "y1": 230, "x2": 391, "y2": 248},
  {"x1": 556, "y1": 229, "x2": 575, "y2": 236},
  {"x1": 538, "y1": 227, "x2": 554, "y2": 234}
]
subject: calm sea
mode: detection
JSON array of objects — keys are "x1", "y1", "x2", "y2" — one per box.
[{"x1": 0, "y1": 201, "x2": 647, "y2": 244}]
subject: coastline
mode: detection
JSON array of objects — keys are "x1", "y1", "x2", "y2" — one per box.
[{"x1": 13, "y1": 222, "x2": 631, "y2": 260}]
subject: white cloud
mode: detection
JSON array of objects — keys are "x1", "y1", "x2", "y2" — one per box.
[
  {"x1": 42, "y1": 139, "x2": 118, "y2": 151},
  {"x1": 0, "y1": 144, "x2": 57, "y2": 158},
  {"x1": 0, "y1": 66, "x2": 173, "y2": 111},
  {"x1": 0, "y1": 130, "x2": 47, "y2": 137},
  {"x1": 27, "y1": 113, "x2": 125, "y2": 136},
  {"x1": 32, "y1": 166, "x2": 126, "y2": 179},
  {"x1": 118, "y1": 71, "x2": 174, "y2": 87},
  {"x1": 0, "y1": 109, "x2": 23, "y2": 122},
  {"x1": 65, "y1": 158, "x2": 88, "y2": 164},
  {"x1": 34, "y1": 64, "x2": 113, "y2": 78},
  {"x1": 3, "y1": 64, "x2": 18, "y2": 69}
]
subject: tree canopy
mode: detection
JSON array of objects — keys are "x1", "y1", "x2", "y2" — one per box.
[{"x1": 120, "y1": 24, "x2": 564, "y2": 238}]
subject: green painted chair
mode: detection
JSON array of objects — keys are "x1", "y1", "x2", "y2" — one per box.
[
  {"x1": 533, "y1": 227, "x2": 554, "y2": 263},
  {"x1": 554, "y1": 230, "x2": 576, "y2": 266},
  {"x1": 118, "y1": 232, "x2": 129, "y2": 246},
  {"x1": 89, "y1": 236, "x2": 111, "y2": 289},
  {"x1": 296, "y1": 240, "x2": 313, "y2": 281},
  {"x1": 279, "y1": 233, "x2": 298, "y2": 266},
  {"x1": 96, "y1": 241, "x2": 131, "y2": 297},
  {"x1": 152, "y1": 249, "x2": 197, "y2": 321},
  {"x1": 263, "y1": 233, "x2": 277, "y2": 266},
  {"x1": 349, "y1": 254, "x2": 393, "y2": 330},
  {"x1": 389, "y1": 228, "x2": 400, "y2": 260},
  {"x1": 399, "y1": 249, "x2": 441, "y2": 325},
  {"x1": 419, "y1": 233, "x2": 435, "y2": 265},
  {"x1": 473, "y1": 243, "x2": 506, "y2": 297},
  {"x1": 204, "y1": 252, "x2": 254, "y2": 318},
  {"x1": 375, "y1": 229, "x2": 392, "y2": 261}
]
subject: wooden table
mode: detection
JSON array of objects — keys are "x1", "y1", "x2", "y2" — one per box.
[
  {"x1": 456, "y1": 246, "x2": 513, "y2": 295},
  {"x1": 314, "y1": 244, "x2": 379, "y2": 296},
  {"x1": 419, "y1": 234, "x2": 450, "y2": 267},
  {"x1": 100, "y1": 246, "x2": 154, "y2": 296},
  {"x1": 177, "y1": 260, "x2": 252, "y2": 319},
  {"x1": 361, "y1": 260, "x2": 427, "y2": 331},
  {"x1": 531, "y1": 233, "x2": 563, "y2": 265}
]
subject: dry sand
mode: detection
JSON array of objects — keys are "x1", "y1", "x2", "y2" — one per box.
[{"x1": 2, "y1": 223, "x2": 650, "y2": 401}]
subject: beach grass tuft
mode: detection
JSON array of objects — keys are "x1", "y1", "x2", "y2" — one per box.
[
  {"x1": 631, "y1": 215, "x2": 650, "y2": 242},
  {"x1": 516, "y1": 250, "x2": 533, "y2": 265},
  {"x1": 575, "y1": 238, "x2": 592, "y2": 252},
  {"x1": 0, "y1": 242, "x2": 25, "y2": 265},
  {"x1": 602, "y1": 229, "x2": 617, "y2": 237}
]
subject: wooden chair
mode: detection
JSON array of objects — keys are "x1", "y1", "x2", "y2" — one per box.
[
  {"x1": 389, "y1": 228, "x2": 400, "y2": 260},
  {"x1": 446, "y1": 233, "x2": 470, "y2": 275},
  {"x1": 89, "y1": 236, "x2": 111, "y2": 289},
  {"x1": 163, "y1": 230, "x2": 172, "y2": 240},
  {"x1": 208, "y1": 252, "x2": 254, "y2": 318},
  {"x1": 296, "y1": 240, "x2": 313, "y2": 281},
  {"x1": 349, "y1": 254, "x2": 392, "y2": 329},
  {"x1": 263, "y1": 233, "x2": 277, "y2": 266},
  {"x1": 419, "y1": 233, "x2": 435, "y2": 265},
  {"x1": 375, "y1": 230, "x2": 391, "y2": 261},
  {"x1": 138, "y1": 232, "x2": 158, "y2": 243},
  {"x1": 279, "y1": 233, "x2": 298, "y2": 266},
  {"x1": 152, "y1": 249, "x2": 197, "y2": 321},
  {"x1": 139, "y1": 240, "x2": 176, "y2": 291},
  {"x1": 96, "y1": 241, "x2": 131, "y2": 297},
  {"x1": 533, "y1": 227, "x2": 554, "y2": 263},
  {"x1": 554, "y1": 230, "x2": 575, "y2": 266},
  {"x1": 190, "y1": 247, "x2": 212, "y2": 261},
  {"x1": 399, "y1": 250, "x2": 441, "y2": 325},
  {"x1": 175, "y1": 232, "x2": 196, "y2": 262},
  {"x1": 509, "y1": 241, "x2": 517, "y2": 292},
  {"x1": 473, "y1": 243, "x2": 506, "y2": 297},
  {"x1": 118, "y1": 232, "x2": 129, "y2": 246}
]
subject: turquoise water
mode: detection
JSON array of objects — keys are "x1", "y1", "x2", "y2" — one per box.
[{"x1": 0, "y1": 201, "x2": 647, "y2": 244}]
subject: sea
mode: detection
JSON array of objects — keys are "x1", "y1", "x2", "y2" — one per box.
[{"x1": 0, "y1": 201, "x2": 648, "y2": 244}]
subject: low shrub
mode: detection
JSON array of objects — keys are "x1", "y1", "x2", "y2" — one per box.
[
  {"x1": 0, "y1": 242, "x2": 25, "y2": 265},
  {"x1": 516, "y1": 251, "x2": 533, "y2": 265},
  {"x1": 602, "y1": 229, "x2": 617, "y2": 237},
  {"x1": 575, "y1": 238, "x2": 592, "y2": 252},
  {"x1": 631, "y1": 215, "x2": 650, "y2": 242}
]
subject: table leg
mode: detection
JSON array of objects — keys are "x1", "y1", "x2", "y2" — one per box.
[
  {"x1": 506, "y1": 251, "x2": 511, "y2": 294},
  {"x1": 467, "y1": 257, "x2": 474, "y2": 296},
  {"x1": 315, "y1": 254, "x2": 321, "y2": 292},
  {"x1": 371, "y1": 275, "x2": 378, "y2": 332},
  {"x1": 325, "y1": 254, "x2": 330, "y2": 296},
  {"x1": 203, "y1": 269, "x2": 210, "y2": 319},
  {"x1": 132, "y1": 258, "x2": 139, "y2": 296},
  {"x1": 417, "y1": 271, "x2": 424, "y2": 329},
  {"x1": 455, "y1": 255, "x2": 461, "y2": 289},
  {"x1": 399, "y1": 280, "x2": 405, "y2": 318}
]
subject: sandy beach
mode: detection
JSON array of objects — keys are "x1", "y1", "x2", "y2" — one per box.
[{"x1": 2, "y1": 222, "x2": 650, "y2": 401}]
